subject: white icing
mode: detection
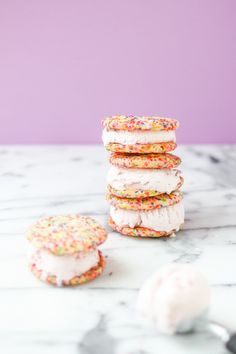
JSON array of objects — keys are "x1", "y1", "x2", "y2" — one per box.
[
  {"x1": 107, "y1": 166, "x2": 182, "y2": 194},
  {"x1": 110, "y1": 202, "x2": 184, "y2": 232},
  {"x1": 102, "y1": 129, "x2": 176, "y2": 145}
]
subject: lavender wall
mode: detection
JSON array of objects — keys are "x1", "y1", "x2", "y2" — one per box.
[{"x1": 0, "y1": 0, "x2": 235, "y2": 144}]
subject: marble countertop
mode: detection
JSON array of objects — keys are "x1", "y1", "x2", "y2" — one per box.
[{"x1": 1, "y1": 144, "x2": 236, "y2": 354}]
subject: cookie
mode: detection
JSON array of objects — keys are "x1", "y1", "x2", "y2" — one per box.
[
  {"x1": 110, "y1": 153, "x2": 181, "y2": 169},
  {"x1": 108, "y1": 185, "x2": 162, "y2": 199},
  {"x1": 108, "y1": 217, "x2": 174, "y2": 238},
  {"x1": 107, "y1": 191, "x2": 183, "y2": 211},
  {"x1": 27, "y1": 214, "x2": 107, "y2": 255},
  {"x1": 102, "y1": 115, "x2": 179, "y2": 132},
  {"x1": 104, "y1": 141, "x2": 177, "y2": 154},
  {"x1": 27, "y1": 214, "x2": 107, "y2": 286}
]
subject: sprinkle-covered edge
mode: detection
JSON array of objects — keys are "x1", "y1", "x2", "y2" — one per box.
[
  {"x1": 108, "y1": 217, "x2": 178, "y2": 238},
  {"x1": 103, "y1": 115, "x2": 179, "y2": 131},
  {"x1": 110, "y1": 152, "x2": 181, "y2": 169},
  {"x1": 107, "y1": 191, "x2": 183, "y2": 210},
  {"x1": 27, "y1": 214, "x2": 107, "y2": 255},
  {"x1": 105, "y1": 142, "x2": 177, "y2": 154}
]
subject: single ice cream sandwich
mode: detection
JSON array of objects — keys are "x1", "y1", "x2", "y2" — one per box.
[
  {"x1": 107, "y1": 191, "x2": 184, "y2": 237},
  {"x1": 107, "y1": 153, "x2": 183, "y2": 198},
  {"x1": 102, "y1": 115, "x2": 179, "y2": 154},
  {"x1": 27, "y1": 214, "x2": 107, "y2": 286}
]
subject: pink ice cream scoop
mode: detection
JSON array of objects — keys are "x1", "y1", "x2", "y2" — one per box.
[{"x1": 137, "y1": 264, "x2": 236, "y2": 353}]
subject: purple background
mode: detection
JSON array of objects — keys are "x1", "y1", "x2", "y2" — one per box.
[{"x1": 0, "y1": 0, "x2": 236, "y2": 144}]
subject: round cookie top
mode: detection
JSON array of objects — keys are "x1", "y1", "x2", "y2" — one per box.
[
  {"x1": 27, "y1": 214, "x2": 107, "y2": 255},
  {"x1": 110, "y1": 152, "x2": 181, "y2": 169},
  {"x1": 103, "y1": 115, "x2": 179, "y2": 131},
  {"x1": 107, "y1": 191, "x2": 183, "y2": 211}
]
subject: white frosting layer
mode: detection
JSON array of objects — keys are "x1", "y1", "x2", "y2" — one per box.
[
  {"x1": 137, "y1": 264, "x2": 210, "y2": 335},
  {"x1": 107, "y1": 166, "x2": 182, "y2": 193},
  {"x1": 32, "y1": 248, "x2": 99, "y2": 286},
  {"x1": 102, "y1": 129, "x2": 176, "y2": 145},
  {"x1": 110, "y1": 202, "x2": 184, "y2": 232}
]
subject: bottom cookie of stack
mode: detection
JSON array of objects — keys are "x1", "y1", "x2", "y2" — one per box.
[{"x1": 107, "y1": 192, "x2": 184, "y2": 238}]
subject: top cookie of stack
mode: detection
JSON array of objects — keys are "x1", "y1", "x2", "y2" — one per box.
[
  {"x1": 102, "y1": 115, "x2": 179, "y2": 154},
  {"x1": 102, "y1": 115, "x2": 184, "y2": 238}
]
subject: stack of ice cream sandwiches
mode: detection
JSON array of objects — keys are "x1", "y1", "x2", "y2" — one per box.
[{"x1": 102, "y1": 115, "x2": 184, "y2": 238}]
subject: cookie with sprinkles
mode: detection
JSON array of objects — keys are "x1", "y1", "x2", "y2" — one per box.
[
  {"x1": 102, "y1": 116, "x2": 179, "y2": 153},
  {"x1": 103, "y1": 115, "x2": 179, "y2": 131},
  {"x1": 104, "y1": 142, "x2": 177, "y2": 154},
  {"x1": 108, "y1": 193, "x2": 184, "y2": 238},
  {"x1": 27, "y1": 214, "x2": 107, "y2": 286},
  {"x1": 108, "y1": 217, "x2": 177, "y2": 238},
  {"x1": 110, "y1": 153, "x2": 181, "y2": 169},
  {"x1": 107, "y1": 191, "x2": 183, "y2": 211}
]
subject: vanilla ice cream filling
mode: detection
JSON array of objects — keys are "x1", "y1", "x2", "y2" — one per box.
[
  {"x1": 110, "y1": 202, "x2": 184, "y2": 232},
  {"x1": 102, "y1": 129, "x2": 176, "y2": 145},
  {"x1": 107, "y1": 166, "x2": 182, "y2": 193},
  {"x1": 31, "y1": 248, "x2": 99, "y2": 286}
]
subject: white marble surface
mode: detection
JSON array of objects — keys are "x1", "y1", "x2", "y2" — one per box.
[{"x1": 0, "y1": 144, "x2": 236, "y2": 354}]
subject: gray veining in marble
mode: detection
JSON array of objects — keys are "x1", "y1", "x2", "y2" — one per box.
[{"x1": 0, "y1": 144, "x2": 236, "y2": 354}]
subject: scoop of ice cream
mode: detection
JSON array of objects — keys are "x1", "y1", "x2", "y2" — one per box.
[
  {"x1": 102, "y1": 129, "x2": 176, "y2": 145},
  {"x1": 137, "y1": 264, "x2": 210, "y2": 335},
  {"x1": 107, "y1": 166, "x2": 182, "y2": 194},
  {"x1": 110, "y1": 201, "x2": 184, "y2": 232}
]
